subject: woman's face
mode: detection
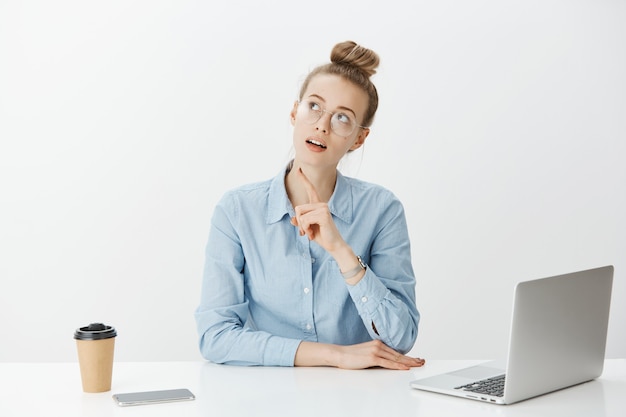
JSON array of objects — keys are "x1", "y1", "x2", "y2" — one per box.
[{"x1": 290, "y1": 74, "x2": 370, "y2": 171}]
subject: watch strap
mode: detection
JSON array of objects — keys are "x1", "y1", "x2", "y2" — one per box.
[{"x1": 341, "y1": 255, "x2": 367, "y2": 279}]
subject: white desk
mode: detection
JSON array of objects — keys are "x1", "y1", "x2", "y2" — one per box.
[{"x1": 0, "y1": 360, "x2": 624, "y2": 417}]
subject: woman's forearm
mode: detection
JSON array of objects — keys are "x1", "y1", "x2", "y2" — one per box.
[
  {"x1": 294, "y1": 341, "x2": 339, "y2": 367},
  {"x1": 294, "y1": 340, "x2": 425, "y2": 370}
]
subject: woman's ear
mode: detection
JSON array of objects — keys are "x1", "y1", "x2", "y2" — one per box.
[
  {"x1": 290, "y1": 101, "x2": 298, "y2": 126},
  {"x1": 349, "y1": 128, "x2": 370, "y2": 151}
]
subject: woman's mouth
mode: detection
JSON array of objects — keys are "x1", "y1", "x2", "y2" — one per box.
[{"x1": 306, "y1": 139, "x2": 327, "y2": 149}]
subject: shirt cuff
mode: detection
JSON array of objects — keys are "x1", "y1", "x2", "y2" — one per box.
[
  {"x1": 263, "y1": 336, "x2": 302, "y2": 366},
  {"x1": 345, "y1": 269, "x2": 390, "y2": 315}
]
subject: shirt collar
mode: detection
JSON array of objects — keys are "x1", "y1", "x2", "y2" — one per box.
[{"x1": 267, "y1": 162, "x2": 354, "y2": 225}]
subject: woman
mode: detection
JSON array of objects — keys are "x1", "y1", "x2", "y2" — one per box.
[{"x1": 195, "y1": 41, "x2": 424, "y2": 370}]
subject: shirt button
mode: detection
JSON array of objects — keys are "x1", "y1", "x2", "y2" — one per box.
[
  {"x1": 305, "y1": 323, "x2": 312, "y2": 330},
  {"x1": 304, "y1": 287, "x2": 310, "y2": 294},
  {"x1": 361, "y1": 296, "x2": 368, "y2": 303}
]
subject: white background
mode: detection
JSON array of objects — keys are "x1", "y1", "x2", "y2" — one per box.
[{"x1": 1, "y1": 0, "x2": 624, "y2": 362}]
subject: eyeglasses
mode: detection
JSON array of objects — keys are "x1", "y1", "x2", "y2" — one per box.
[{"x1": 296, "y1": 99, "x2": 368, "y2": 137}]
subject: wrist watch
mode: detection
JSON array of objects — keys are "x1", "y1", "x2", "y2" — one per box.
[{"x1": 341, "y1": 255, "x2": 367, "y2": 279}]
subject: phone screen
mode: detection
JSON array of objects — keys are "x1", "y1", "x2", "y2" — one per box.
[{"x1": 112, "y1": 388, "x2": 195, "y2": 406}]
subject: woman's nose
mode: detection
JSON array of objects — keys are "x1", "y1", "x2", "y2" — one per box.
[{"x1": 315, "y1": 111, "x2": 332, "y2": 134}]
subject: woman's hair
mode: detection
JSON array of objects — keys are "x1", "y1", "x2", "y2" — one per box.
[{"x1": 299, "y1": 41, "x2": 380, "y2": 128}]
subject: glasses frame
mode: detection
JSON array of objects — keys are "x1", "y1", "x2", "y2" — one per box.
[{"x1": 297, "y1": 100, "x2": 369, "y2": 137}]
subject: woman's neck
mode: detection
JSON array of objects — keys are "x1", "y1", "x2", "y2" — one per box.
[{"x1": 285, "y1": 161, "x2": 337, "y2": 206}]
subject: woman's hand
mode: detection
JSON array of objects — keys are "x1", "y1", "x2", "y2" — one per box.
[
  {"x1": 295, "y1": 340, "x2": 426, "y2": 370},
  {"x1": 290, "y1": 168, "x2": 345, "y2": 253},
  {"x1": 334, "y1": 340, "x2": 426, "y2": 370}
]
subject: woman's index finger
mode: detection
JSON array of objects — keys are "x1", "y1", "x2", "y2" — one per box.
[{"x1": 297, "y1": 168, "x2": 321, "y2": 203}]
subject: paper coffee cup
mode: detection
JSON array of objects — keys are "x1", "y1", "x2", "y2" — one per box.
[{"x1": 74, "y1": 323, "x2": 117, "y2": 393}]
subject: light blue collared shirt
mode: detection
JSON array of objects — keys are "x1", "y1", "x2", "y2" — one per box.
[{"x1": 195, "y1": 164, "x2": 419, "y2": 366}]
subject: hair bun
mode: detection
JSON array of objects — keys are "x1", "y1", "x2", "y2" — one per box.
[{"x1": 330, "y1": 41, "x2": 379, "y2": 77}]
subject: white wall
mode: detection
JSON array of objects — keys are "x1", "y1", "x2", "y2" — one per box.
[{"x1": 1, "y1": 0, "x2": 624, "y2": 362}]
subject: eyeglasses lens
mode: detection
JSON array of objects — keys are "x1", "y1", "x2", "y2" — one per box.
[{"x1": 297, "y1": 100, "x2": 356, "y2": 137}]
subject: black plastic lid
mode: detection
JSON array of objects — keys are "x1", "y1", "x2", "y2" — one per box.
[{"x1": 74, "y1": 323, "x2": 117, "y2": 340}]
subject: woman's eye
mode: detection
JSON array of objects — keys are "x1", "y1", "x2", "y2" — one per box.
[
  {"x1": 336, "y1": 113, "x2": 352, "y2": 125},
  {"x1": 309, "y1": 101, "x2": 321, "y2": 111}
]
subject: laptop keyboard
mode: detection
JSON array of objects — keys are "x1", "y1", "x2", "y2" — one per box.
[{"x1": 455, "y1": 374, "x2": 506, "y2": 397}]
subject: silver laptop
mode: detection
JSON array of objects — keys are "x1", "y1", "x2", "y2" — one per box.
[{"x1": 410, "y1": 265, "x2": 614, "y2": 405}]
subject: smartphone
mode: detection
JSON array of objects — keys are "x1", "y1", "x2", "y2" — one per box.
[{"x1": 112, "y1": 388, "x2": 195, "y2": 406}]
